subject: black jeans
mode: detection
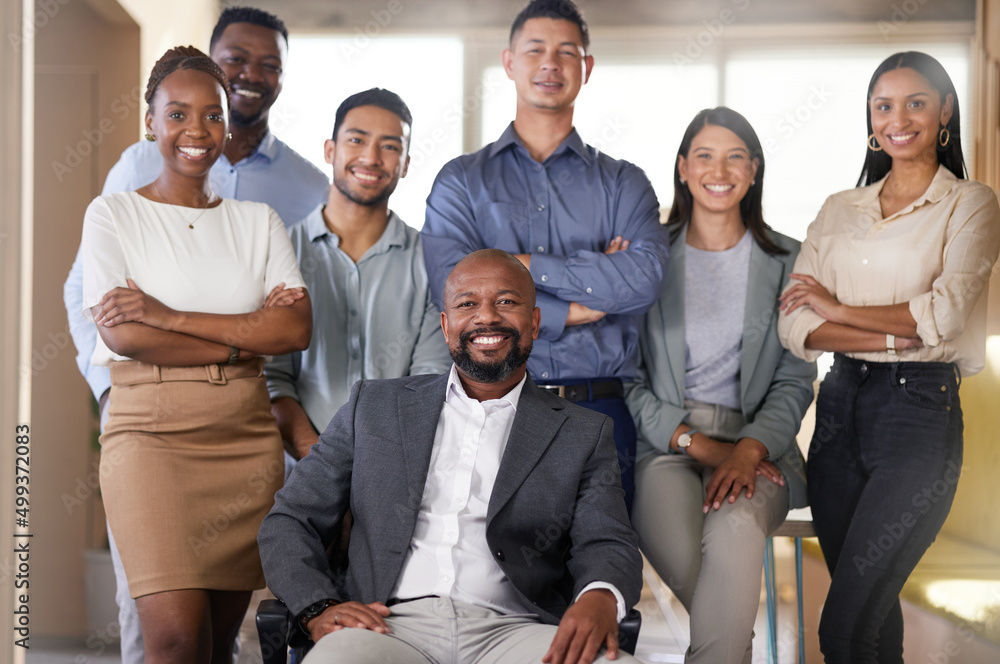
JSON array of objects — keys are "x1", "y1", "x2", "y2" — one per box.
[{"x1": 808, "y1": 354, "x2": 963, "y2": 663}]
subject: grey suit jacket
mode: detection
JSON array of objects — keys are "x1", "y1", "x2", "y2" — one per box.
[
  {"x1": 258, "y1": 371, "x2": 643, "y2": 623},
  {"x1": 624, "y1": 227, "x2": 816, "y2": 508}
]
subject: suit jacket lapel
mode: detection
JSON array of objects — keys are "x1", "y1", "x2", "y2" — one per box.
[
  {"x1": 488, "y1": 378, "x2": 566, "y2": 522},
  {"x1": 663, "y1": 230, "x2": 687, "y2": 402},
  {"x1": 741, "y1": 239, "x2": 782, "y2": 403},
  {"x1": 397, "y1": 373, "x2": 449, "y2": 512}
]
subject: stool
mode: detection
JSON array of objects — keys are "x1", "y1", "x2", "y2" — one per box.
[{"x1": 764, "y1": 508, "x2": 815, "y2": 664}]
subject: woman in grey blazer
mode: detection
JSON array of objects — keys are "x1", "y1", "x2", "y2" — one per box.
[{"x1": 625, "y1": 107, "x2": 816, "y2": 664}]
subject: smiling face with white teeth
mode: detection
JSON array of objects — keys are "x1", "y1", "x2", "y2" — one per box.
[
  {"x1": 327, "y1": 105, "x2": 410, "y2": 208},
  {"x1": 145, "y1": 67, "x2": 229, "y2": 181},
  {"x1": 503, "y1": 17, "x2": 593, "y2": 115},
  {"x1": 211, "y1": 22, "x2": 286, "y2": 128},
  {"x1": 869, "y1": 66, "x2": 953, "y2": 168},
  {"x1": 441, "y1": 250, "x2": 540, "y2": 400},
  {"x1": 677, "y1": 123, "x2": 758, "y2": 225}
]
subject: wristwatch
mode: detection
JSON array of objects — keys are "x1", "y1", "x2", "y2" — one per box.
[
  {"x1": 298, "y1": 598, "x2": 338, "y2": 629},
  {"x1": 677, "y1": 428, "x2": 698, "y2": 452}
]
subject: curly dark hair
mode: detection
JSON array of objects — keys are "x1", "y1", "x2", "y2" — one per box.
[
  {"x1": 210, "y1": 6, "x2": 288, "y2": 52},
  {"x1": 144, "y1": 46, "x2": 231, "y2": 109}
]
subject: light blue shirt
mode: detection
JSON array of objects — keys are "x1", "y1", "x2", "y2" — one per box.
[
  {"x1": 64, "y1": 133, "x2": 330, "y2": 401},
  {"x1": 422, "y1": 124, "x2": 669, "y2": 382},
  {"x1": 265, "y1": 206, "x2": 452, "y2": 433}
]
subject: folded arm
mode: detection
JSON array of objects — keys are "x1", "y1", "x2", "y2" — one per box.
[{"x1": 93, "y1": 280, "x2": 312, "y2": 356}]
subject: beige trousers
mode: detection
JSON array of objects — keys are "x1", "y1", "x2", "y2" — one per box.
[
  {"x1": 302, "y1": 596, "x2": 638, "y2": 664},
  {"x1": 632, "y1": 401, "x2": 789, "y2": 664}
]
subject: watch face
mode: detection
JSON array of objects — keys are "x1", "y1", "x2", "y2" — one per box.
[{"x1": 678, "y1": 433, "x2": 692, "y2": 448}]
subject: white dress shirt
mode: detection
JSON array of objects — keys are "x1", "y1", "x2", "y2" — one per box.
[
  {"x1": 391, "y1": 365, "x2": 625, "y2": 620},
  {"x1": 778, "y1": 166, "x2": 1000, "y2": 375}
]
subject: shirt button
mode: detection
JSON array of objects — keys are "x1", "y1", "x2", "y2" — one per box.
[
  {"x1": 350, "y1": 309, "x2": 358, "y2": 316},
  {"x1": 586, "y1": 287, "x2": 592, "y2": 294},
  {"x1": 537, "y1": 205, "x2": 545, "y2": 211},
  {"x1": 541, "y1": 275, "x2": 549, "y2": 282},
  {"x1": 542, "y1": 372, "x2": 549, "y2": 379},
  {"x1": 495, "y1": 549, "x2": 505, "y2": 561},
  {"x1": 899, "y1": 377, "x2": 906, "y2": 384},
  {"x1": 537, "y1": 246, "x2": 545, "y2": 252},
  {"x1": 352, "y1": 352, "x2": 359, "y2": 360},
  {"x1": 861, "y1": 258, "x2": 869, "y2": 265}
]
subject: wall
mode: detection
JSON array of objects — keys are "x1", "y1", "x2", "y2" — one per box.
[
  {"x1": 117, "y1": 0, "x2": 218, "y2": 132},
  {"x1": 30, "y1": 0, "x2": 139, "y2": 639}
]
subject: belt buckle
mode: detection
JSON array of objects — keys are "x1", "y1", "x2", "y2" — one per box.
[{"x1": 207, "y1": 364, "x2": 228, "y2": 385}]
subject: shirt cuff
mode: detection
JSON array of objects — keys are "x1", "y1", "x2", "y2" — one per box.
[
  {"x1": 779, "y1": 310, "x2": 827, "y2": 362},
  {"x1": 575, "y1": 582, "x2": 626, "y2": 623},
  {"x1": 529, "y1": 252, "x2": 566, "y2": 292},
  {"x1": 908, "y1": 293, "x2": 940, "y2": 347},
  {"x1": 536, "y1": 292, "x2": 570, "y2": 341}
]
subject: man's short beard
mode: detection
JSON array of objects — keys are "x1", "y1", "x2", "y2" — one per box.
[
  {"x1": 451, "y1": 327, "x2": 531, "y2": 384},
  {"x1": 230, "y1": 107, "x2": 264, "y2": 128},
  {"x1": 333, "y1": 176, "x2": 393, "y2": 207}
]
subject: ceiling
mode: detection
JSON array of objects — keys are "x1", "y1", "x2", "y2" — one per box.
[{"x1": 223, "y1": 0, "x2": 976, "y2": 32}]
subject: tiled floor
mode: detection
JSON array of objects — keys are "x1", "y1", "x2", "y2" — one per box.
[{"x1": 28, "y1": 550, "x2": 805, "y2": 664}]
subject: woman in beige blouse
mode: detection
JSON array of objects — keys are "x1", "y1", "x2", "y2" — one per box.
[{"x1": 778, "y1": 52, "x2": 1000, "y2": 662}]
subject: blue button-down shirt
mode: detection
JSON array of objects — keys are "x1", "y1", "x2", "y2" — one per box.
[
  {"x1": 422, "y1": 124, "x2": 668, "y2": 382},
  {"x1": 265, "y1": 207, "x2": 452, "y2": 431},
  {"x1": 64, "y1": 133, "x2": 330, "y2": 401}
]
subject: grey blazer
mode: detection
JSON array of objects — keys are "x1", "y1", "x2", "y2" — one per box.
[
  {"x1": 258, "y1": 371, "x2": 643, "y2": 623},
  {"x1": 624, "y1": 227, "x2": 816, "y2": 508}
]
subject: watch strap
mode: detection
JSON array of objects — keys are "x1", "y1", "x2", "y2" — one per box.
[{"x1": 298, "y1": 598, "x2": 338, "y2": 629}]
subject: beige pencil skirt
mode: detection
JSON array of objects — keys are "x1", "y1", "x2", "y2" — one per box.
[{"x1": 99, "y1": 359, "x2": 284, "y2": 599}]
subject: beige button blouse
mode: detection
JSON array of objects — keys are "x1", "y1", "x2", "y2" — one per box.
[{"x1": 778, "y1": 165, "x2": 1000, "y2": 376}]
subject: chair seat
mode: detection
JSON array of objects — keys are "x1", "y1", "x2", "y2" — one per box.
[
  {"x1": 772, "y1": 507, "x2": 816, "y2": 539},
  {"x1": 772, "y1": 520, "x2": 816, "y2": 539}
]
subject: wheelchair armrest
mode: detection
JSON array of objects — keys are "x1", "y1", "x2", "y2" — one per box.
[
  {"x1": 256, "y1": 599, "x2": 292, "y2": 664},
  {"x1": 617, "y1": 607, "x2": 642, "y2": 656}
]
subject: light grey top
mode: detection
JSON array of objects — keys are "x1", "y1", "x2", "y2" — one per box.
[
  {"x1": 625, "y1": 226, "x2": 816, "y2": 509},
  {"x1": 264, "y1": 206, "x2": 451, "y2": 433},
  {"x1": 683, "y1": 230, "x2": 752, "y2": 411}
]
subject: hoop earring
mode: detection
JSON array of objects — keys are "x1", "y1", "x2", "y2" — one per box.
[
  {"x1": 867, "y1": 134, "x2": 882, "y2": 152},
  {"x1": 145, "y1": 133, "x2": 155, "y2": 142},
  {"x1": 938, "y1": 126, "x2": 950, "y2": 148}
]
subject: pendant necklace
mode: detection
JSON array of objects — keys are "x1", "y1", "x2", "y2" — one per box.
[{"x1": 151, "y1": 182, "x2": 216, "y2": 229}]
